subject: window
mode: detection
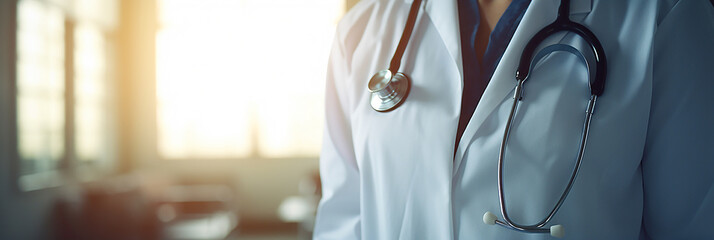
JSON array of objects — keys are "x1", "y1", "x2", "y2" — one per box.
[
  {"x1": 16, "y1": 0, "x2": 117, "y2": 190},
  {"x1": 156, "y1": 0, "x2": 344, "y2": 159},
  {"x1": 73, "y1": 0, "x2": 118, "y2": 171},
  {"x1": 16, "y1": 0, "x2": 65, "y2": 188},
  {"x1": 74, "y1": 25, "x2": 114, "y2": 167}
]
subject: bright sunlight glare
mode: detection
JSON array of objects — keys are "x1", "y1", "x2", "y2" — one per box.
[{"x1": 156, "y1": 0, "x2": 344, "y2": 159}]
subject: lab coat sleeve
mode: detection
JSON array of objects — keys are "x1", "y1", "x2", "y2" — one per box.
[
  {"x1": 641, "y1": 0, "x2": 714, "y2": 239},
  {"x1": 313, "y1": 32, "x2": 361, "y2": 239}
]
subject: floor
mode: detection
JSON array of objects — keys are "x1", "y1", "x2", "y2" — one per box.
[
  {"x1": 224, "y1": 223, "x2": 304, "y2": 240},
  {"x1": 228, "y1": 233, "x2": 297, "y2": 240}
]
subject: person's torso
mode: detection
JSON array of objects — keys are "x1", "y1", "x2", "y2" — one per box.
[{"x1": 333, "y1": 0, "x2": 672, "y2": 238}]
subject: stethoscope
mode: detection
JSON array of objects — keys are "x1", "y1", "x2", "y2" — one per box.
[{"x1": 368, "y1": 0, "x2": 607, "y2": 238}]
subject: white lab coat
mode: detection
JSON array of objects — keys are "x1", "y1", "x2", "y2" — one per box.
[{"x1": 314, "y1": 0, "x2": 714, "y2": 239}]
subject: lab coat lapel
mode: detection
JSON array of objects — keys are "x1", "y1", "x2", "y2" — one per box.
[
  {"x1": 420, "y1": 0, "x2": 463, "y2": 84},
  {"x1": 453, "y1": 0, "x2": 592, "y2": 175}
]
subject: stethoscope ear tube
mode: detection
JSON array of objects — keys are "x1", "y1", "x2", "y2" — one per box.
[{"x1": 492, "y1": 81, "x2": 598, "y2": 238}]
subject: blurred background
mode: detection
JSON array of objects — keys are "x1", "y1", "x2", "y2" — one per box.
[{"x1": 0, "y1": 0, "x2": 358, "y2": 239}]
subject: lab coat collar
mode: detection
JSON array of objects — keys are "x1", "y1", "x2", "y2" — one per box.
[{"x1": 453, "y1": 0, "x2": 592, "y2": 175}]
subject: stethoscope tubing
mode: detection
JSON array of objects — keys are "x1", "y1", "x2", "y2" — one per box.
[
  {"x1": 389, "y1": 0, "x2": 422, "y2": 74},
  {"x1": 493, "y1": 0, "x2": 607, "y2": 235}
]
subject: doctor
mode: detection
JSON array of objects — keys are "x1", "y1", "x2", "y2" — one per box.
[{"x1": 314, "y1": 0, "x2": 714, "y2": 239}]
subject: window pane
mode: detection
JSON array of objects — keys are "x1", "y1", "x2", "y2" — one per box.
[
  {"x1": 156, "y1": 0, "x2": 343, "y2": 159},
  {"x1": 16, "y1": 0, "x2": 65, "y2": 174},
  {"x1": 74, "y1": 23, "x2": 109, "y2": 162}
]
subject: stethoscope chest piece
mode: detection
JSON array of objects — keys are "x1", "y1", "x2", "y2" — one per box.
[{"x1": 368, "y1": 69, "x2": 411, "y2": 112}]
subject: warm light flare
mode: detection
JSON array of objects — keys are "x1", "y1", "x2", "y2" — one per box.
[{"x1": 157, "y1": 0, "x2": 344, "y2": 159}]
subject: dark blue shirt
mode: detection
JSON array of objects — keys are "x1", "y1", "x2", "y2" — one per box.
[{"x1": 455, "y1": 0, "x2": 531, "y2": 149}]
